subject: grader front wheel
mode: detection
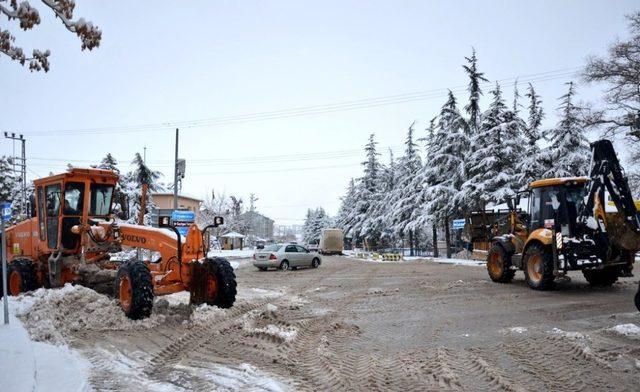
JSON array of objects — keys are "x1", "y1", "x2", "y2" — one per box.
[
  {"x1": 190, "y1": 257, "x2": 237, "y2": 308},
  {"x1": 114, "y1": 260, "x2": 154, "y2": 320}
]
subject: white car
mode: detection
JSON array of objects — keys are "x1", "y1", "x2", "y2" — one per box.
[{"x1": 252, "y1": 243, "x2": 322, "y2": 271}]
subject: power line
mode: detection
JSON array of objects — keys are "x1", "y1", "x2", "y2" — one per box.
[
  {"x1": 25, "y1": 145, "x2": 406, "y2": 167},
  {"x1": 21, "y1": 67, "x2": 580, "y2": 137}
]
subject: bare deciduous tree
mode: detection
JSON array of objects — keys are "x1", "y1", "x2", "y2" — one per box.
[
  {"x1": 0, "y1": 0, "x2": 101, "y2": 71},
  {"x1": 582, "y1": 11, "x2": 640, "y2": 140}
]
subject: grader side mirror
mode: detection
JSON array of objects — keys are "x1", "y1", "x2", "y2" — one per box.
[{"x1": 213, "y1": 216, "x2": 224, "y2": 227}]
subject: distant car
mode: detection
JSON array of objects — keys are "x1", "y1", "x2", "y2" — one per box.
[
  {"x1": 307, "y1": 243, "x2": 319, "y2": 252},
  {"x1": 252, "y1": 243, "x2": 322, "y2": 271}
]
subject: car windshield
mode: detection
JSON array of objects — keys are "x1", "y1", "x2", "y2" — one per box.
[{"x1": 263, "y1": 244, "x2": 282, "y2": 252}]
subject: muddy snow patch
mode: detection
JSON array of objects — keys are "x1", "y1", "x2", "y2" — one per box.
[
  {"x1": 548, "y1": 327, "x2": 587, "y2": 339},
  {"x1": 241, "y1": 304, "x2": 298, "y2": 343},
  {"x1": 190, "y1": 304, "x2": 229, "y2": 326},
  {"x1": 11, "y1": 284, "x2": 188, "y2": 344},
  {"x1": 607, "y1": 323, "x2": 640, "y2": 338},
  {"x1": 175, "y1": 362, "x2": 289, "y2": 391},
  {"x1": 237, "y1": 287, "x2": 285, "y2": 301}
]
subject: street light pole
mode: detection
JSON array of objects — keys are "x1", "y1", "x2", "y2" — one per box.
[
  {"x1": 3, "y1": 132, "x2": 26, "y2": 216},
  {"x1": 173, "y1": 129, "x2": 179, "y2": 210}
]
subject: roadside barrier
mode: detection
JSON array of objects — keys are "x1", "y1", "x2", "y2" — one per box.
[{"x1": 382, "y1": 253, "x2": 403, "y2": 261}]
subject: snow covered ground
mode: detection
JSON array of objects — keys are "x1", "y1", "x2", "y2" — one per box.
[
  {"x1": 0, "y1": 295, "x2": 91, "y2": 391},
  {"x1": 0, "y1": 284, "x2": 292, "y2": 392},
  {"x1": 208, "y1": 248, "x2": 255, "y2": 259}
]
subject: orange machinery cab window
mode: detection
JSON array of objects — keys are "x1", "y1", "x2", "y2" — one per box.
[
  {"x1": 44, "y1": 183, "x2": 62, "y2": 249},
  {"x1": 61, "y1": 182, "x2": 85, "y2": 250}
]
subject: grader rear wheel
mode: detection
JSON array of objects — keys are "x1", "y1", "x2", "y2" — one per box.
[
  {"x1": 5, "y1": 259, "x2": 38, "y2": 296},
  {"x1": 486, "y1": 244, "x2": 515, "y2": 283},
  {"x1": 114, "y1": 260, "x2": 154, "y2": 320}
]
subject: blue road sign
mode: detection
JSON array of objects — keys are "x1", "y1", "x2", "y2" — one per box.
[
  {"x1": 452, "y1": 218, "x2": 466, "y2": 230},
  {"x1": 1, "y1": 202, "x2": 11, "y2": 222},
  {"x1": 171, "y1": 210, "x2": 195, "y2": 236}
]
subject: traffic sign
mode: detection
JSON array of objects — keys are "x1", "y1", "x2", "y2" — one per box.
[
  {"x1": 171, "y1": 210, "x2": 195, "y2": 236},
  {"x1": 452, "y1": 218, "x2": 466, "y2": 230},
  {"x1": 1, "y1": 202, "x2": 11, "y2": 222}
]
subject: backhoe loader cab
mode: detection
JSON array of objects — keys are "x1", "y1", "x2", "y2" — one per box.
[
  {"x1": 3, "y1": 168, "x2": 236, "y2": 319},
  {"x1": 486, "y1": 140, "x2": 640, "y2": 291}
]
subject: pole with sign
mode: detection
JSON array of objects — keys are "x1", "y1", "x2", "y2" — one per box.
[
  {"x1": 2, "y1": 201, "x2": 11, "y2": 324},
  {"x1": 452, "y1": 218, "x2": 466, "y2": 230},
  {"x1": 171, "y1": 210, "x2": 196, "y2": 237}
]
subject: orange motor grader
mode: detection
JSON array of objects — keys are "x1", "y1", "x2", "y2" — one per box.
[{"x1": 2, "y1": 168, "x2": 236, "y2": 319}]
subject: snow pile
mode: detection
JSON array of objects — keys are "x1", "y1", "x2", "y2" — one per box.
[
  {"x1": 607, "y1": 323, "x2": 640, "y2": 338},
  {"x1": 11, "y1": 284, "x2": 182, "y2": 344},
  {"x1": 509, "y1": 327, "x2": 528, "y2": 334}
]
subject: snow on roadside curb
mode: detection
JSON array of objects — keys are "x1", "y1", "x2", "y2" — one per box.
[
  {"x1": 344, "y1": 252, "x2": 485, "y2": 266},
  {"x1": 0, "y1": 312, "x2": 91, "y2": 392}
]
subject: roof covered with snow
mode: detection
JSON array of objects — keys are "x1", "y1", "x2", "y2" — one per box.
[{"x1": 221, "y1": 231, "x2": 245, "y2": 238}]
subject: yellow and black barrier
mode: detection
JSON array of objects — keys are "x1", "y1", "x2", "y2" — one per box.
[{"x1": 382, "y1": 253, "x2": 403, "y2": 261}]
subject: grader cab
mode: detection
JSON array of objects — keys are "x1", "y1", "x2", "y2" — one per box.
[{"x1": 3, "y1": 168, "x2": 236, "y2": 319}]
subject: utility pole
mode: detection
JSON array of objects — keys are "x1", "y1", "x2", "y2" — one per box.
[
  {"x1": 143, "y1": 146, "x2": 147, "y2": 164},
  {"x1": 3, "y1": 133, "x2": 26, "y2": 216},
  {"x1": 173, "y1": 129, "x2": 179, "y2": 210}
]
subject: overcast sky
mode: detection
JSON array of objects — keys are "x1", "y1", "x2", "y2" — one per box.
[{"x1": 1, "y1": 1, "x2": 638, "y2": 225}]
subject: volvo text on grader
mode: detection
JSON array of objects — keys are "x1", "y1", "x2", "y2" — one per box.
[
  {"x1": 468, "y1": 140, "x2": 640, "y2": 310},
  {"x1": 2, "y1": 168, "x2": 237, "y2": 319}
]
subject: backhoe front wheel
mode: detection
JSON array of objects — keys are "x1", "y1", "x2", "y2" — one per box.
[
  {"x1": 486, "y1": 244, "x2": 515, "y2": 283},
  {"x1": 114, "y1": 260, "x2": 154, "y2": 320},
  {"x1": 523, "y1": 244, "x2": 555, "y2": 290}
]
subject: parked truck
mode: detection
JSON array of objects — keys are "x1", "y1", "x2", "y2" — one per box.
[{"x1": 319, "y1": 228, "x2": 344, "y2": 255}]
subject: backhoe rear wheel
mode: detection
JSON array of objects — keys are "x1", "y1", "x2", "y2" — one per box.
[
  {"x1": 200, "y1": 257, "x2": 237, "y2": 308},
  {"x1": 486, "y1": 244, "x2": 515, "y2": 283},
  {"x1": 5, "y1": 259, "x2": 38, "y2": 296},
  {"x1": 114, "y1": 260, "x2": 154, "y2": 320},
  {"x1": 582, "y1": 267, "x2": 620, "y2": 287},
  {"x1": 523, "y1": 244, "x2": 555, "y2": 290}
]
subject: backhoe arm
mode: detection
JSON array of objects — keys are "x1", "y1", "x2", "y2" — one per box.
[{"x1": 578, "y1": 139, "x2": 640, "y2": 234}]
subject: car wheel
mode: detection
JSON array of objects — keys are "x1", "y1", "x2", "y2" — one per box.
[
  {"x1": 311, "y1": 258, "x2": 320, "y2": 268},
  {"x1": 280, "y1": 260, "x2": 290, "y2": 271}
]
